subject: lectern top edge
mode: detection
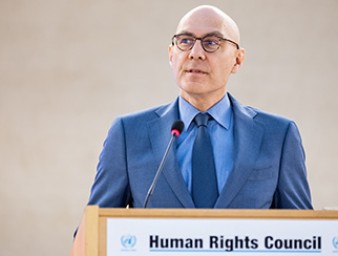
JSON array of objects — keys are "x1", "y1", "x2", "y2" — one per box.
[{"x1": 92, "y1": 206, "x2": 338, "y2": 219}]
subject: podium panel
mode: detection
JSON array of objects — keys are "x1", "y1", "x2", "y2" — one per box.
[{"x1": 71, "y1": 206, "x2": 338, "y2": 256}]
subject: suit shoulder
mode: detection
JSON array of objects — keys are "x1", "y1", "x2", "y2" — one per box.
[
  {"x1": 111, "y1": 100, "x2": 175, "y2": 127},
  {"x1": 122, "y1": 103, "x2": 169, "y2": 120},
  {"x1": 249, "y1": 106, "x2": 292, "y2": 122},
  {"x1": 246, "y1": 105, "x2": 302, "y2": 136},
  {"x1": 229, "y1": 94, "x2": 294, "y2": 126}
]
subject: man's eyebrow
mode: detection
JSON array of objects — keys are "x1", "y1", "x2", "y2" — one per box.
[
  {"x1": 176, "y1": 31, "x2": 194, "y2": 36},
  {"x1": 176, "y1": 31, "x2": 225, "y2": 38},
  {"x1": 205, "y1": 31, "x2": 225, "y2": 37}
]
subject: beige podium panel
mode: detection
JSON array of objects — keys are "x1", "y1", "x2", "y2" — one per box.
[{"x1": 71, "y1": 206, "x2": 338, "y2": 256}]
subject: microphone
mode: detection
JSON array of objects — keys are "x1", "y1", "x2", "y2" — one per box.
[{"x1": 143, "y1": 120, "x2": 184, "y2": 208}]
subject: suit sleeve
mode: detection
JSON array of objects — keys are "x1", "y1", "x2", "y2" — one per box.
[
  {"x1": 87, "y1": 117, "x2": 131, "y2": 207},
  {"x1": 273, "y1": 121, "x2": 313, "y2": 209}
]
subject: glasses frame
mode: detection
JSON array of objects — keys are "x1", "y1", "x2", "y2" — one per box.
[{"x1": 171, "y1": 33, "x2": 240, "y2": 53}]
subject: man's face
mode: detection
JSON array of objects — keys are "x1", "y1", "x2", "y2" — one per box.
[{"x1": 169, "y1": 9, "x2": 243, "y2": 106}]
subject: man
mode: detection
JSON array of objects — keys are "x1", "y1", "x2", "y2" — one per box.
[{"x1": 86, "y1": 5, "x2": 312, "y2": 209}]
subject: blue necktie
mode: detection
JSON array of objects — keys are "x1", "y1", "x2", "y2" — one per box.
[{"x1": 192, "y1": 113, "x2": 218, "y2": 208}]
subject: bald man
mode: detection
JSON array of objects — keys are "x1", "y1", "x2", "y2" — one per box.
[{"x1": 86, "y1": 5, "x2": 312, "y2": 209}]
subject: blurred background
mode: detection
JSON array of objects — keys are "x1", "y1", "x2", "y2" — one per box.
[{"x1": 1, "y1": 0, "x2": 337, "y2": 255}]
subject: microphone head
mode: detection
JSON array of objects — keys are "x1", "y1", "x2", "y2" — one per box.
[{"x1": 171, "y1": 120, "x2": 185, "y2": 137}]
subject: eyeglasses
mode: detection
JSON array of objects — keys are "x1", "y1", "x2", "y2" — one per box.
[{"x1": 171, "y1": 33, "x2": 240, "y2": 53}]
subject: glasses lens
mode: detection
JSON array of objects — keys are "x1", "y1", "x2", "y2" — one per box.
[
  {"x1": 175, "y1": 35, "x2": 195, "y2": 51},
  {"x1": 201, "y1": 37, "x2": 221, "y2": 52},
  {"x1": 174, "y1": 35, "x2": 223, "y2": 52}
]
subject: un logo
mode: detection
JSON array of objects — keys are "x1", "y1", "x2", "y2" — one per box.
[
  {"x1": 121, "y1": 235, "x2": 137, "y2": 249},
  {"x1": 333, "y1": 237, "x2": 338, "y2": 250}
]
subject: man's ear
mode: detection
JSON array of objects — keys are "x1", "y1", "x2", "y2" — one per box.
[
  {"x1": 231, "y1": 48, "x2": 245, "y2": 73},
  {"x1": 168, "y1": 44, "x2": 174, "y2": 65}
]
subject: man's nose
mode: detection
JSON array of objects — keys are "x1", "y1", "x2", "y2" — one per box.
[{"x1": 188, "y1": 39, "x2": 206, "y2": 60}]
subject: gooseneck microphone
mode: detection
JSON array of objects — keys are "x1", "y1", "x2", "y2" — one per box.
[{"x1": 143, "y1": 120, "x2": 184, "y2": 208}]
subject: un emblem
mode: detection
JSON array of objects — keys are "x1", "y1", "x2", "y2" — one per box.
[
  {"x1": 121, "y1": 235, "x2": 137, "y2": 249},
  {"x1": 333, "y1": 237, "x2": 338, "y2": 250}
]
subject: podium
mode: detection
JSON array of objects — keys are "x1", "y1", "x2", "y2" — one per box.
[{"x1": 71, "y1": 206, "x2": 338, "y2": 256}]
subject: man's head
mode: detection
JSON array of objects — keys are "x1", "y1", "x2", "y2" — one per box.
[{"x1": 169, "y1": 5, "x2": 245, "y2": 111}]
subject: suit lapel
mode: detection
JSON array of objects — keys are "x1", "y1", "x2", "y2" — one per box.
[
  {"x1": 147, "y1": 98, "x2": 195, "y2": 208},
  {"x1": 215, "y1": 94, "x2": 265, "y2": 208}
]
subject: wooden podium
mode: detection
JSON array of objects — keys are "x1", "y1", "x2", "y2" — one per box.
[{"x1": 71, "y1": 206, "x2": 338, "y2": 256}]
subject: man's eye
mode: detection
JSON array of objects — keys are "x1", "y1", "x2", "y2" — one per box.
[
  {"x1": 203, "y1": 38, "x2": 219, "y2": 45},
  {"x1": 179, "y1": 38, "x2": 194, "y2": 44}
]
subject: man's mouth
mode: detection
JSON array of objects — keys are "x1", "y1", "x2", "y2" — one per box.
[{"x1": 185, "y1": 69, "x2": 208, "y2": 74}]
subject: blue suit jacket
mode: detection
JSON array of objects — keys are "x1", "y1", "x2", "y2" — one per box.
[{"x1": 88, "y1": 94, "x2": 312, "y2": 209}]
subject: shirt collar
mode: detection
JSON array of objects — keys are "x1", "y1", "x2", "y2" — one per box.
[{"x1": 178, "y1": 93, "x2": 232, "y2": 131}]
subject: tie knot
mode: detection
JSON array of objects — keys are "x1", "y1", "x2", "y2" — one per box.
[{"x1": 194, "y1": 112, "x2": 210, "y2": 127}]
